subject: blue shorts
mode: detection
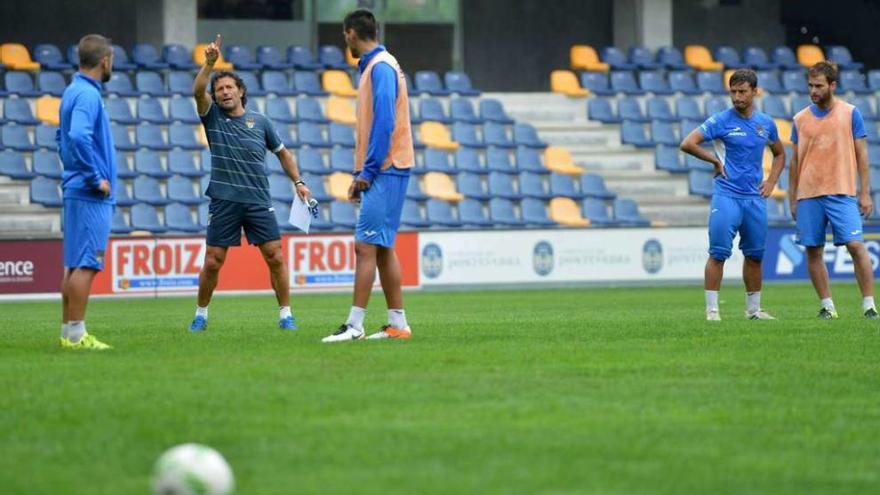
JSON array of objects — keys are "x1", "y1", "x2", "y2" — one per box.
[
  {"x1": 707, "y1": 195, "x2": 767, "y2": 261},
  {"x1": 796, "y1": 195, "x2": 864, "y2": 247},
  {"x1": 355, "y1": 172, "x2": 409, "y2": 248},
  {"x1": 206, "y1": 198, "x2": 280, "y2": 247},
  {"x1": 63, "y1": 198, "x2": 113, "y2": 271}
]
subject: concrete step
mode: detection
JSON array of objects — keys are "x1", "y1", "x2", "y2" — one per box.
[
  {"x1": 604, "y1": 176, "x2": 689, "y2": 197},
  {"x1": 639, "y1": 204, "x2": 708, "y2": 226},
  {"x1": 572, "y1": 148, "x2": 655, "y2": 171},
  {"x1": 0, "y1": 213, "x2": 59, "y2": 237},
  {"x1": 536, "y1": 127, "x2": 620, "y2": 148},
  {"x1": 0, "y1": 182, "x2": 30, "y2": 205},
  {"x1": 484, "y1": 92, "x2": 587, "y2": 123}
]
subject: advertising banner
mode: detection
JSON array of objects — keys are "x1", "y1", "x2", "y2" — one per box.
[
  {"x1": 763, "y1": 226, "x2": 880, "y2": 280},
  {"x1": 0, "y1": 240, "x2": 64, "y2": 294}
]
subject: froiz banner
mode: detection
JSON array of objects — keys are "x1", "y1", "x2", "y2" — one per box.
[
  {"x1": 112, "y1": 238, "x2": 206, "y2": 292},
  {"x1": 764, "y1": 226, "x2": 880, "y2": 280}
]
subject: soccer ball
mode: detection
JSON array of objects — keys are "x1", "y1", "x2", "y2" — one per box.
[{"x1": 152, "y1": 443, "x2": 234, "y2": 495}]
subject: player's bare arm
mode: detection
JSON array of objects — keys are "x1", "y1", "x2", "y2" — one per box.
[
  {"x1": 788, "y1": 146, "x2": 799, "y2": 220},
  {"x1": 276, "y1": 147, "x2": 312, "y2": 202},
  {"x1": 680, "y1": 128, "x2": 725, "y2": 178},
  {"x1": 760, "y1": 140, "x2": 786, "y2": 198},
  {"x1": 855, "y1": 137, "x2": 872, "y2": 217},
  {"x1": 193, "y1": 34, "x2": 222, "y2": 115}
]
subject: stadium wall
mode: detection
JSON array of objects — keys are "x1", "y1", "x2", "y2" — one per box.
[{"x1": 672, "y1": 0, "x2": 785, "y2": 50}]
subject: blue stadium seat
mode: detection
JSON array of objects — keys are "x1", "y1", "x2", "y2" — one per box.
[
  {"x1": 771, "y1": 46, "x2": 802, "y2": 70},
  {"x1": 852, "y1": 97, "x2": 877, "y2": 121},
  {"x1": 111, "y1": 45, "x2": 137, "y2": 71},
  {"x1": 839, "y1": 70, "x2": 872, "y2": 95},
  {"x1": 169, "y1": 98, "x2": 200, "y2": 125},
  {"x1": 296, "y1": 98, "x2": 330, "y2": 124},
  {"x1": 713, "y1": 46, "x2": 749, "y2": 69},
  {"x1": 580, "y1": 173, "x2": 616, "y2": 199},
  {"x1": 297, "y1": 122, "x2": 330, "y2": 148},
  {"x1": 513, "y1": 123, "x2": 547, "y2": 148},
  {"x1": 293, "y1": 71, "x2": 328, "y2": 97},
  {"x1": 131, "y1": 203, "x2": 167, "y2": 233},
  {"x1": 866, "y1": 121, "x2": 880, "y2": 145},
  {"x1": 489, "y1": 198, "x2": 525, "y2": 227},
  {"x1": 651, "y1": 120, "x2": 679, "y2": 146},
  {"x1": 742, "y1": 46, "x2": 777, "y2": 70},
  {"x1": 825, "y1": 46, "x2": 862, "y2": 70},
  {"x1": 37, "y1": 71, "x2": 66, "y2": 97},
  {"x1": 269, "y1": 174, "x2": 294, "y2": 202},
  {"x1": 415, "y1": 70, "x2": 451, "y2": 96},
  {"x1": 163, "y1": 44, "x2": 199, "y2": 70},
  {"x1": 169, "y1": 124, "x2": 204, "y2": 150},
  {"x1": 697, "y1": 71, "x2": 726, "y2": 95},
  {"x1": 133, "y1": 176, "x2": 169, "y2": 205},
  {"x1": 132, "y1": 43, "x2": 169, "y2": 70},
  {"x1": 516, "y1": 146, "x2": 548, "y2": 175},
  {"x1": 264, "y1": 152, "x2": 284, "y2": 175},
  {"x1": 298, "y1": 147, "x2": 328, "y2": 175},
  {"x1": 137, "y1": 99, "x2": 171, "y2": 124},
  {"x1": 35, "y1": 124, "x2": 58, "y2": 150},
  {"x1": 273, "y1": 123, "x2": 297, "y2": 149},
  {"x1": 30, "y1": 177, "x2": 62, "y2": 206},
  {"x1": 621, "y1": 121, "x2": 653, "y2": 147},
  {"x1": 868, "y1": 70, "x2": 880, "y2": 93},
  {"x1": 549, "y1": 173, "x2": 583, "y2": 199},
  {"x1": 426, "y1": 199, "x2": 461, "y2": 227},
  {"x1": 520, "y1": 172, "x2": 552, "y2": 199},
  {"x1": 520, "y1": 198, "x2": 555, "y2": 227},
  {"x1": 458, "y1": 199, "x2": 493, "y2": 228},
  {"x1": 168, "y1": 150, "x2": 204, "y2": 177},
  {"x1": 168, "y1": 71, "x2": 193, "y2": 96},
  {"x1": 449, "y1": 98, "x2": 483, "y2": 124},
  {"x1": 782, "y1": 69, "x2": 806, "y2": 93},
  {"x1": 639, "y1": 71, "x2": 674, "y2": 95},
  {"x1": 655, "y1": 145, "x2": 687, "y2": 173},
  {"x1": 582, "y1": 198, "x2": 618, "y2": 226},
  {"x1": 65, "y1": 44, "x2": 79, "y2": 66},
  {"x1": 401, "y1": 200, "x2": 431, "y2": 229},
  {"x1": 658, "y1": 46, "x2": 689, "y2": 70},
  {"x1": 329, "y1": 123, "x2": 355, "y2": 148},
  {"x1": 1, "y1": 125, "x2": 37, "y2": 151},
  {"x1": 757, "y1": 70, "x2": 785, "y2": 95},
  {"x1": 257, "y1": 45, "x2": 293, "y2": 70},
  {"x1": 136, "y1": 71, "x2": 171, "y2": 97},
  {"x1": 675, "y1": 97, "x2": 703, "y2": 121},
  {"x1": 451, "y1": 122, "x2": 484, "y2": 148},
  {"x1": 600, "y1": 46, "x2": 638, "y2": 70},
  {"x1": 5, "y1": 71, "x2": 39, "y2": 96},
  {"x1": 117, "y1": 151, "x2": 137, "y2": 178},
  {"x1": 288, "y1": 45, "x2": 323, "y2": 70},
  {"x1": 646, "y1": 97, "x2": 676, "y2": 122},
  {"x1": 455, "y1": 172, "x2": 488, "y2": 200},
  {"x1": 479, "y1": 99, "x2": 514, "y2": 125},
  {"x1": 680, "y1": 118, "x2": 702, "y2": 137},
  {"x1": 579, "y1": 72, "x2": 615, "y2": 96},
  {"x1": 224, "y1": 45, "x2": 262, "y2": 70},
  {"x1": 488, "y1": 172, "x2": 520, "y2": 200},
  {"x1": 444, "y1": 71, "x2": 481, "y2": 96},
  {"x1": 404, "y1": 73, "x2": 423, "y2": 97},
  {"x1": 618, "y1": 97, "x2": 648, "y2": 123},
  {"x1": 588, "y1": 97, "x2": 620, "y2": 124},
  {"x1": 114, "y1": 183, "x2": 136, "y2": 207},
  {"x1": 790, "y1": 95, "x2": 811, "y2": 114},
  {"x1": 111, "y1": 125, "x2": 137, "y2": 151},
  {"x1": 329, "y1": 147, "x2": 354, "y2": 173},
  {"x1": 688, "y1": 169, "x2": 714, "y2": 197},
  {"x1": 761, "y1": 95, "x2": 789, "y2": 119},
  {"x1": 4, "y1": 98, "x2": 39, "y2": 125},
  {"x1": 111, "y1": 209, "x2": 132, "y2": 234},
  {"x1": 613, "y1": 198, "x2": 650, "y2": 226},
  {"x1": 610, "y1": 71, "x2": 644, "y2": 95},
  {"x1": 868, "y1": 144, "x2": 880, "y2": 168},
  {"x1": 234, "y1": 71, "x2": 266, "y2": 97},
  {"x1": 136, "y1": 124, "x2": 171, "y2": 151},
  {"x1": 105, "y1": 73, "x2": 138, "y2": 97},
  {"x1": 455, "y1": 147, "x2": 485, "y2": 174},
  {"x1": 266, "y1": 97, "x2": 296, "y2": 123},
  {"x1": 424, "y1": 149, "x2": 456, "y2": 174},
  {"x1": 486, "y1": 146, "x2": 519, "y2": 174},
  {"x1": 419, "y1": 98, "x2": 451, "y2": 123},
  {"x1": 406, "y1": 177, "x2": 429, "y2": 200},
  {"x1": 33, "y1": 43, "x2": 73, "y2": 70},
  {"x1": 135, "y1": 150, "x2": 170, "y2": 178},
  {"x1": 318, "y1": 45, "x2": 349, "y2": 69},
  {"x1": 302, "y1": 174, "x2": 332, "y2": 202},
  {"x1": 168, "y1": 176, "x2": 204, "y2": 205},
  {"x1": 262, "y1": 71, "x2": 295, "y2": 96},
  {"x1": 484, "y1": 122, "x2": 515, "y2": 149},
  {"x1": 0, "y1": 150, "x2": 34, "y2": 179},
  {"x1": 165, "y1": 202, "x2": 202, "y2": 232},
  {"x1": 704, "y1": 96, "x2": 730, "y2": 116},
  {"x1": 629, "y1": 46, "x2": 663, "y2": 70},
  {"x1": 33, "y1": 150, "x2": 63, "y2": 178},
  {"x1": 668, "y1": 71, "x2": 700, "y2": 95},
  {"x1": 330, "y1": 200, "x2": 358, "y2": 229}
]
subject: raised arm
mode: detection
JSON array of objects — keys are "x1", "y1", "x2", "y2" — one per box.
[{"x1": 193, "y1": 34, "x2": 222, "y2": 116}]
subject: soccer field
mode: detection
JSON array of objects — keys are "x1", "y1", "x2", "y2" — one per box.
[{"x1": 2, "y1": 283, "x2": 879, "y2": 494}]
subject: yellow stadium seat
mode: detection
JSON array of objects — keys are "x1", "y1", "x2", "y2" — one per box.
[
  {"x1": 345, "y1": 47, "x2": 359, "y2": 67},
  {"x1": 423, "y1": 172, "x2": 464, "y2": 201},
  {"x1": 322, "y1": 70, "x2": 358, "y2": 97},
  {"x1": 797, "y1": 44, "x2": 824, "y2": 68},
  {"x1": 327, "y1": 172, "x2": 352, "y2": 201},
  {"x1": 570, "y1": 45, "x2": 609, "y2": 72},
  {"x1": 549, "y1": 197, "x2": 590, "y2": 227},
  {"x1": 774, "y1": 119, "x2": 793, "y2": 146},
  {"x1": 0, "y1": 43, "x2": 40, "y2": 71},
  {"x1": 193, "y1": 44, "x2": 233, "y2": 70},
  {"x1": 326, "y1": 96, "x2": 357, "y2": 125},
  {"x1": 550, "y1": 70, "x2": 589, "y2": 97},
  {"x1": 35, "y1": 96, "x2": 61, "y2": 126},
  {"x1": 684, "y1": 45, "x2": 723, "y2": 71},
  {"x1": 544, "y1": 146, "x2": 584, "y2": 175},
  {"x1": 420, "y1": 122, "x2": 459, "y2": 151}
]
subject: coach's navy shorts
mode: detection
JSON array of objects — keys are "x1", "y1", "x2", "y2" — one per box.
[
  {"x1": 206, "y1": 198, "x2": 280, "y2": 247},
  {"x1": 63, "y1": 198, "x2": 113, "y2": 271}
]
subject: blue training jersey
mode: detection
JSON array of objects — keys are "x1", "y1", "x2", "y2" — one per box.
[{"x1": 699, "y1": 108, "x2": 779, "y2": 198}]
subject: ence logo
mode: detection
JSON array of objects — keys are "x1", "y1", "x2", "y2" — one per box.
[
  {"x1": 532, "y1": 241, "x2": 554, "y2": 276},
  {"x1": 421, "y1": 243, "x2": 443, "y2": 279}
]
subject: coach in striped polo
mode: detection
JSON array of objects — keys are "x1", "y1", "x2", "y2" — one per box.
[
  {"x1": 323, "y1": 9, "x2": 415, "y2": 343},
  {"x1": 189, "y1": 34, "x2": 312, "y2": 332}
]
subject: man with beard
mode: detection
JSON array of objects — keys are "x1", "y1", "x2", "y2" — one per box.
[
  {"x1": 58, "y1": 34, "x2": 116, "y2": 349},
  {"x1": 189, "y1": 34, "x2": 312, "y2": 332},
  {"x1": 789, "y1": 61, "x2": 876, "y2": 319},
  {"x1": 680, "y1": 69, "x2": 785, "y2": 321}
]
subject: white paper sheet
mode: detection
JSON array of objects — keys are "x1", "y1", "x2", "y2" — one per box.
[{"x1": 288, "y1": 194, "x2": 312, "y2": 234}]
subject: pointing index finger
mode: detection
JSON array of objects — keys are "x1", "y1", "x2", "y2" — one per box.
[{"x1": 214, "y1": 34, "x2": 223, "y2": 49}]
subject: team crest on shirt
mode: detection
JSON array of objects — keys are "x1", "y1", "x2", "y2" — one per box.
[
  {"x1": 756, "y1": 124, "x2": 766, "y2": 138},
  {"x1": 246, "y1": 117, "x2": 255, "y2": 129}
]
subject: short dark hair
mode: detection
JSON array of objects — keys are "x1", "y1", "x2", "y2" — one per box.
[
  {"x1": 808, "y1": 60, "x2": 839, "y2": 84},
  {"x1": 210, "y1": 70, "x2": 248, "y2": 107},
  {"x1": 343, "y1": 9, "x2": 378, "y2": 40},
  {"x1": 728, "y1": 69, "x2": 757, "y2": 89},
  {"x1": 78, "y1": 34, "x2": 112, "y2": 69}
]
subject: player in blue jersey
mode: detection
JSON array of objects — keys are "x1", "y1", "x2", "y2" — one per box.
[{"x1": 680, "y1": 69, "x2": 786, "y2": 321}]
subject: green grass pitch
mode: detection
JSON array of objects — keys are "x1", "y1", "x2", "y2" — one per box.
[{"x1": 2, "y1": 283, "x2": 879, "y2": 494}]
